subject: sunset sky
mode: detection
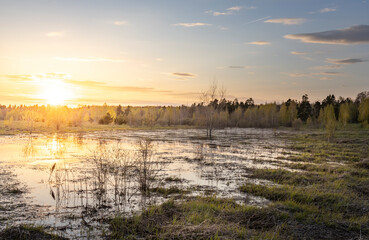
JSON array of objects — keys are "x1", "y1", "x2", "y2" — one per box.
[{"x1": 0, "y1": 0, "x2": 368, "y2": 106}]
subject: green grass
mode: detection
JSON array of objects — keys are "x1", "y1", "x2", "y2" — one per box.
[
  {"x1": 107, "y1": 126, "x2": 369, "y2": 239},
  {"x1": 240, "y1": 126, "x2": 369, "y2": 239},
  {"x1": 108, "y1": 196, "x2": 289, "y2": 240},
  {"x1": 150, "y1": 186, "x2": 190, "y2": 196},
  {"x1": 0, "y1": 225, "x2": 65, "y2": 240}
]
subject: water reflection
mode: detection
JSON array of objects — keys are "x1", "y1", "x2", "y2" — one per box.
[
  {"x1": 23, "y1": 135, "x2": 37, "y2": 159},
  {"x1": 47, "y1": 134, "x2": 68, "y2": 159},
  {"x1": 5, "y1": 128, "x2": 293, "y2": 238}
]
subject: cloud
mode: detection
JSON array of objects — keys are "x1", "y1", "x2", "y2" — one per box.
[
  {"x1": 218, "y1": 26, "x2": 228, "y2": 31},
  {"x1": 281, "y1": 71, "x2": 343, "y2": 77},
  {"x1": 45, "y1": 31, "x2": 65, "y2": 37},
  {"x1": 227, "y1": 6, "x2": 242, "y2": 11},
  {"x1": 247, "y1": 41, "x2": 270, "y2": 45},
  {"x1": 313, "y1": 72, "x2": 342, "y2": 76},
  {"x1": 309, "y1": 7, "x2": 337, "y2": 14},
  {"x1": 290, "y1": 51, "x2": 307, "y2": 55},
  {"x1": 320, "y1": 7, "x2": 336, "y2": 13},
  {"x1": 65, "y1": 79, "x2": 172, "y2": 93},
  {"x1": 265, "y1": 18, "x2": 306, "y2": 25},
  {"x1": 284, "y1": 25, "x2": 369, "y2": 44},
  {"x1": 54, "y1": 57, "x2": 125, "y2": 63},
  {"x1": 213, "y1": 11, "x2": 232, "y2": 16},
  {"x1": 164, "y1": 91, "x2": 200, "y2": 98},
  {"x1": 171, "y1": 72, "x2": 196, "y2": 78},
  {"x1": 102, "y1": 86, "x2": 158, "y2": 92},
  {"x1": 210, "y1": 5, "x2": 253, "y2": 17},
  {"x1": 221, "y1": 66, "x2": 254, "y2": 69},
  {"x1": 3, "y1": 74, "x2": 33, "y2": 81},
  {"x1": 311, "y1": 65, "x2": 343, "y2": 70},
  {"x1": 326, "y1": 58, "x2": 367, "y2": 64},
  {"x1": 114, "y1": 21, "x2": 128, "y2": 26},
  {"x1": 173, "y1": 23, "x2": 211, "y2": 27},
  {"x1": 2, "y1": 73, "x2": 72, "y2": 82},
  {"x1": 281, "y1": 72, "x2": 309, "y2": 77},
  {"x1": 64, "y1": 79, "x2": 106, "y2": 87},
  {"x1": 245, "y1": 16, "x2": 271, "y2": 25},
  {"x1": 155, "y1": 58, "x2": 164, "y2": 62}
]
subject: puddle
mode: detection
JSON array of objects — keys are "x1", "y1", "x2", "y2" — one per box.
[{"x1": 0, "y1": 128, "x2": 294, "y2": 239}]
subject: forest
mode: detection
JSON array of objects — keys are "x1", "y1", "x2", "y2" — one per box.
[{"x1": 1, "y1": 91, "x2": 368, "y2": 135}]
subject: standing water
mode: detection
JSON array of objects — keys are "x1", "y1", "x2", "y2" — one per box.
[{"x1": 0, "y1": 128, "x2": 294, "y2": 239}]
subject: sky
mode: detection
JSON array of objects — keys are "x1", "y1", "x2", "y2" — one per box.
[{"x1": 0, "y1": 0, "x2": 368, "y2": 106}]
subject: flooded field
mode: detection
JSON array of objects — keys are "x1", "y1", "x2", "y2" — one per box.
[{"x1": 0, "y1": 128, "x2": 297, "y2": 238}]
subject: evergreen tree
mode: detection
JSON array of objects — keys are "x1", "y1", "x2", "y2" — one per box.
[{"x1": 298, "y1": 94, "x2": 312, "y2": 122}]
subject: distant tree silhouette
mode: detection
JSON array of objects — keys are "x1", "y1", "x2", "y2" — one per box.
[
  {"x1": 355, "y1": 91, "x2": 369, "y2": 104},
  {"x1": 297, "y1": 94, "x2": 312, "y2": 122}
]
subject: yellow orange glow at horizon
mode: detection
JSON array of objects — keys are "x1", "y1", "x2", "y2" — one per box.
[{"x1": 37, "y1": 77, "x2": 75, "y2": 105}]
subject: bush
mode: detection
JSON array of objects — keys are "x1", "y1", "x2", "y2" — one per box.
[
  {"x1": 98, "y1": 112, "x2": 113, "y2": 125},
  {"x1": 115, "y1": 114, "x2": 126, "y2": 125}
]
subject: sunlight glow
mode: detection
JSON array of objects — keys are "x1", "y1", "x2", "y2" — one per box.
[{"x1": 37, "y1": 78, "x2": 74, "y2": 105}]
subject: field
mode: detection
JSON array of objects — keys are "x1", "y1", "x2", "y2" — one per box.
[{"x1": 0, "y1": 124, "x2": 368, "y2": 239}]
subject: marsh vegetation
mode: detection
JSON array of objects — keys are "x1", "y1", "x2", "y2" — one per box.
[
  {"x1": 0, "y1": 125, "x2": 368, "y2": 239},
  {"x1": 0, "y1": 92, "x2": 369, "y2": 239}
]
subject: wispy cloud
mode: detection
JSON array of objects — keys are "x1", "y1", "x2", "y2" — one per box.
[
  {"x1": 228, "y1": 66, "x2": 253, "y2": 69},
  {"x1": 213, "y1": 11, "x2": 232, "y2": 16},
  {"x1": 309, "y1": 7, "x2": 337, "y2": 14},
  {"x1": 265, "y1": 18, "x2": 306, "y2": 25},
  {"x1": 281, "y1": 72, "x2": 310, "y2": 77},
  {"x1": 208, "y1": 5, "x2": 254, "y2": 17},
  {"x1": 285, "y1": 25, "x2": 369, "y2": 44},
  {"x1": 244, "y1": 16, "x2": 271, "y2": 25},
  {"x1": 320, "y1": 7, "x2": 337, "y2": 13},
  {"x1": 114, "y1": 21, "x2": 128, "y2": 26},
  {"x1": 3, "y1": 74, "x2": 33, "y2": 81},
  {"x1": 247, "y1": 41, "x2": 270, "y2": 45},
  {"x1": 217, "y1": 65, "x2": 254, "y2": 69},
  {"x1": 227, "y1": 6, "x2": 242, "y2": 11},
  {"x1": 290, "y1": 51, "x2": 307, "y2": 55},
  {"x1": 64, "y1": 79, "x2": 106, "y2": 87},
  {"x1": 281, "y1": 71, "x2": 343, "y2": 78},
  {"x1": 171, "y1": 72, "x2": 196, "y2": 78},
  {"x1": 326, "y1": 58, "x2": 367, "y2": 64},
  {"x1": 45, "y1": 31, "x2": 65, "y2": 37},
  {"x1": 54, "y1": 57, "x2": 125, "y2": 63},
  {"x1": 218, "y1": 26, "x2": 228, "y2": 31},
  {"x1": 311, "y1": 65, "x2": 343, "y2": 70},
  {"x1": 314, "y1": 71, "x2": 342, "y2": 76},
  {"x1": 173, "y1": 22, "x2": 211, "y2": 27},
  {"x1": 3, "y1": 73, "x2": 72, "y2": 82}
]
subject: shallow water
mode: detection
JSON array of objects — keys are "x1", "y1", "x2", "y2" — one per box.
[{"x1": 0, "y1": 128, "x2": 295, "y2": 239}]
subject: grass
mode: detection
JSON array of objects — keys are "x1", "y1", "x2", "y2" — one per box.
[
  {"x1": 0, "y1": 225, "x2": 66, "y2": 240},
  {"x1": 109, "y1": 126, "x2": 369, "y2": 239},
  {"x1": 150, "y1": 186, "x2": 190, "y2": 196},
  {"x1": 108, "y1": 196, "x2": 289, "y2": 240},
  {"x1": 0, "y1": 120, "x2": 197, "y2": 135},
  {"x1": 240, "y1": 126, "x2": 369, "y2": 239}
]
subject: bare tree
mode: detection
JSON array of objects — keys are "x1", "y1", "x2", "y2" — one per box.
[{"x1": 200, "y1": 81, "x2": 226, "y2": 137}]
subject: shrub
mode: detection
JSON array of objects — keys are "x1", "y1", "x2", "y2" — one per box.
[{"x1": 98, "y1": 112, "x2": 113, "y2": 125}]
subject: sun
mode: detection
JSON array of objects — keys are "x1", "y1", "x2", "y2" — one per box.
[{"x1": 39, "y1": 78, "x2": 74, "y2": 105}]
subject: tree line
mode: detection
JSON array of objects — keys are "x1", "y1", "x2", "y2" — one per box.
[{"x1": 1, "y1": 91, "x2": 368, "y2": 133}]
